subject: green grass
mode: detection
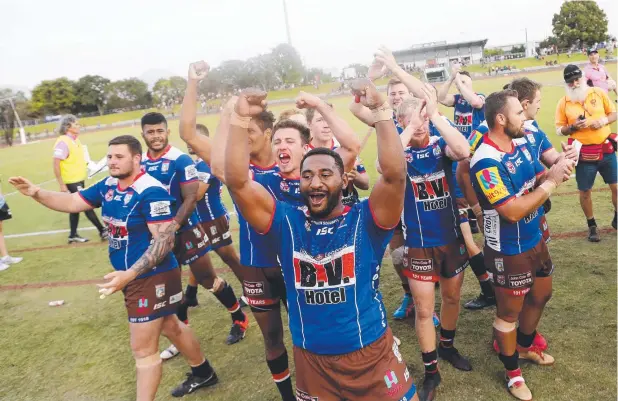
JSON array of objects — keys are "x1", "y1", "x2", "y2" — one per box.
[
  {"x1": 0, "y1": 68, "x2": 616, "y2": 401},
  {"x1": 465, "y1": 49, "x2": 618, "y2": 74}
]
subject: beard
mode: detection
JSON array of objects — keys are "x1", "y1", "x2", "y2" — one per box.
[
  {"x1": 504, "y1": 121, "x2": 524, "y2": 139},
  {"x1": 565, "y1": 84, "x2": 588, "y2": 102},
  {"x1": 302, "y1": 189, "x2": 341, "y2": 219},
  {"x1": 110, "y1": 170, "x2": 133, "y2": 180},
  {"x1": 147, "y1": 137, "x2": 168, "y2": 151}
]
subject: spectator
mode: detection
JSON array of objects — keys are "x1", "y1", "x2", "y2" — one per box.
[
  {"x1": 584, "y1": 48, "x2": 617, "y2": 96},
  {"x1": 0, "y1": 180, "x2": 22, "y2": 271},
  {"x1": 53, "y1": 115, "x2": 108, "y2": 243},
  {"x1": 555, "y1": 65, "x2": 618, "y2": 241}
]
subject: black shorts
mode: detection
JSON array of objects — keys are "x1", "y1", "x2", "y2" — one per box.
[
  {"x1": 200, "y1": 215, "x2": 233, "y2": 250},
  {"x1": 241, "y1": 266, "x2": 287, "y2": 311},
  {"x1": 66, "y1": 181, "x2": 85, "y2": 194},
  {"x1": 0, "y1": 201, "x2": 12, "y2": 221}
]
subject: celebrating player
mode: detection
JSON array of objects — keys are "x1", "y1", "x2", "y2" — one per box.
[
  {"x1": 470, "y1": 90, "x2": 574, "y2": 400},
  {"x1": 181, "y1": 61, "x2": 295, "y2": 401},
  {"x1": 139, "y1": 111, "x2": 248, "y2": 357},
  {"x1": 9, "y1": 135, "x2": 218, "y2": 400},
  {"x1": 225, "y1": 80, "x2": 418, "y2": 401}
]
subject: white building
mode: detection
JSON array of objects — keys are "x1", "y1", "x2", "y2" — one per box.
[{"x1": 392, "y1": 39, "x2": 488, "y2": 69}]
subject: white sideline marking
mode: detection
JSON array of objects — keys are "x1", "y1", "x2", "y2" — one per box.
[{"x1": 5, "y1": 211, "x2": 238, "y2": 239}]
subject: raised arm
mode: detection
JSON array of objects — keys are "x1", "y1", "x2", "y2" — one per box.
[
  {"x1": 453, "y1": 74, "x2": 484, "y2": 109},
  {"x1": 437, "y1": 73, "x2": 457, "y2": 107},
  {"x1": 296, "y1": 92, "x2": 360, "y2": 171},
  {"x1": 349, "y1": 99, "x2": 376, "y2": 127},
  {"x1": 375, "y1": 46, "x2": 428, "y2": 101},
  {"x1": 210, "y1": 97, "x2": 237, "y2": 183},
  {"x1": 8, "y1": 176, "x2": 93, "y2": 213},
  {"x1": 421, "y1": 86, "x2": 469, "y2": 160},
  {"x1": 351, "y1": 79, "x2": 405, "y2": 228},
  {"x1": 179, "y1": 61, "x2": 212, "y2": 164},
  {"x1": 224, "y1": 89, "x2": 275, "y2": 234}
]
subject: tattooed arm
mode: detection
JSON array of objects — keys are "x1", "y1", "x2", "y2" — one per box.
[{"x1": 97, "y1": 221, "x2": 176, "y2": 296}]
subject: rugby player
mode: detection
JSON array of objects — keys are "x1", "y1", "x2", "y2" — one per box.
[
  {"x1": 470, "y1": 90, "x2": 574, "y2": 400},
  {"x1": 225, "y1": 80, "x2": 418, "y2": 401},
  {"x1": 350, "y1": 65, "x2": 416, "y2": 319},
  {"x1": 181, "y1": 62, "x2": 294, "y2": 401},
  {"x1": 306, "y1": 102, "x2": 369, "y2": 206},
  {"x1": 140, "y1": 111, "x2": 248, "y2": 353},
  {"x1": 9, "y1": 135, "x2": 218, "y2": 400},
  {"x1": 459, "y1": 78, "x2": 578, "y2": 312},
  {"x1": 438, "y1": 63, "x2": 485, "y2": 233}
]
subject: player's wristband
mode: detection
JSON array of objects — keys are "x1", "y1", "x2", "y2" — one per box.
[
  {"x1": 539, "y1": 180, "x2": 557, "y2": 196},
  {"x1": 371, "y1": 102, "x2": 393, "y2": 123},
  {"x1": 230, "y1": 111, "x2": 251, "y2": 129}
]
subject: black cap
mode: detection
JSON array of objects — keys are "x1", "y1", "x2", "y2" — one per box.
[
  {"x1": 587, "y1": 48, "x2": 598, "y2": 56},
  {"x1": 563, "y1": 64, "x2": 582, "y2": 83}
]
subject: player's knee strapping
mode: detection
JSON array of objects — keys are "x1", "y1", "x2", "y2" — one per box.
[
  {"x1": 135, "y1": 353, "x2": 162, "y2": 368},
  {"x1": 391, "y1": 246, "x2": 405, "y2": 266},
  {"x1": 493, "y1": 317, "x2": 516, "y2": 333}
]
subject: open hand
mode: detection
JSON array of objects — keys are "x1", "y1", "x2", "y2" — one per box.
[
  {"x1": 97, "y1": 270, "x2": 137, "y2": 297},
  {"x1": 8, "y1": 176, "x2": 40, "y2": 197}
]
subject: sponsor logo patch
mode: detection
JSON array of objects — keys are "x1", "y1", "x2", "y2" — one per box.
[
  {"x1": 496, "y1": 275, "x2": 506, "y2": 285},
  {"x1": 409, "y1": 258, "x2": 433, "y2": 273},
  {"x1": 508, "y1": 271, "x2": 533, "y2": 288},
  {"x1": 243, "y1": 281, "x2": 264, "y2": 296},
  {"x1": 105, "y1": 189, "x2": 114, "y2": 202},
  {"x1": 477, "y1": 167, "x2": 509, "y2": 204},
  {"x1": 153, "y1": 301, "x2": 166, "y2": 310},
  {"x1": 495, "y1": 258, "x2": 504, "y2": 273},
  {"x1": 384, "y1": 370, "x2": 403, "y2": 397},
  {"x1": 185, "y1": 165, "x2": 198, "y2": 180},
  {"x1": 169, "y1": 292, "x2": 183, "y2": 304},
  {"x1": 124, "y1": 192, "x2": 133, "y2": 205},
  {"x1": 155, "y1": 284, "x2": 165, "y2": 298},
  {"x1": 295, "y1": 389, "x2": 318, "y2": 401},
  {"x1": 149, "y1": 201, "x2": 171, "y2": 217},
  {"x1": 505, "y1": 161, "x2": 516, "y2": 174},
  {"x1": 137, "y1": 298, "x2": 148, "y2": 311}
]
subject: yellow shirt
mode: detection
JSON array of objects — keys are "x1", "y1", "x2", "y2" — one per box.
[
  {"x1": 53, "y1": 134, "x2": 87, "y2": 184},
  {"x1": 555, "y1": 88, "x2": 616, "y2": 145}
]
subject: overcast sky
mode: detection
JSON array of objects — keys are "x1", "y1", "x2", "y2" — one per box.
[{"x1": 1, "y1": 0, "x2": 616, "y2": 89}]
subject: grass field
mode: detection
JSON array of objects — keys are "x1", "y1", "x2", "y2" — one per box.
[{"x1": 0, "y1": 68, "x2": 616, "y2": 401}]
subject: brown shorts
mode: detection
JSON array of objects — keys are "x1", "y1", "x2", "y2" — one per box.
[
  {"x1": 294, "y1": 328, "x2": 416, "y2": 401},
  {"x1": 484, "y1": 239, "x2": 554, "y2": 297},
  {"x1": 540, "y1": 214, "x2": 551, "y2": 244},
  {"x1": 200, "y1": 215, "x2": 232, "y2": 250},
  {"x1": 242, "y1": 266, "x2": 286, "y2": 311},
  {"x1": 123, "y1": 268, "x2": 183, "y2": 323},
  {"x1": 402, "y1": 238, "x2": 469, "y2": 282},
  {"x1": 173, "y1": 225, "x2": 210, "y2": 266}
]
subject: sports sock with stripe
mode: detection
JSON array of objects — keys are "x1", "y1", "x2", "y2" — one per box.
[
  {"x1": 422, "y1": 350, "x2": 439, "y2": 377},
  {"x1": 469, "y1": 253, "x2": 494, "y2": 296},
  {"x1": 214, "y1": 282, "x2": 245, "y2": 322},
  {"x1": 266, "y1": 351, "x2": 295, "y2": 401}
]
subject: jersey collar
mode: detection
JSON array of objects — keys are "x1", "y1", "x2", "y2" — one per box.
[
  {"x1": 250, "y1": 161, "x2": 277, "y2": 170},
  {"x1": 146, "y1": 145, "x2": 171, "y2": 161},
  {"x1": 484, "y1": 134, "x2": 515, "y2": 154},
  {"x1": 117, "y1": 169, "x2": 146, "y2": 192}
]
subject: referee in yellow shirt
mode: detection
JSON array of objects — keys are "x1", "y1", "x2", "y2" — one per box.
[
  {"x1": 556, "y1": 65, "x2": 617, "y2": 242},
  {"x1": 53, "y1": 115, "x2": 107, "y2": 243}
]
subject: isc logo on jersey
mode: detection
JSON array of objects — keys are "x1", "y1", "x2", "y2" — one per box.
[
  {"x1": 476, "y1": 167, "x2": 509, "y2": 203},
  {"x1": 409, "y1": 171, "x2": 450, "y2": 211},
  {"x1": 293, "y1": 246, "x2": 356, "y2": 306}
]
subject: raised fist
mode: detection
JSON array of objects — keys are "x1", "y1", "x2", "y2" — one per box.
[
  {"x1": 295, "y1": 91, "x2": 323, "y2": 109},
  {"x1": 349, "y1": 79, "x2": 385, "y2": 110},
  {"x1": 234, "y1": 89, "x2": 268, "y2": 117},
  {"x1": 188, "y1": 61, "x2": 209, "y2": 81}
]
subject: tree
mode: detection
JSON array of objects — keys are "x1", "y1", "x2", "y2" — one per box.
[
  {"x1": 73, "y1": 75, "x2": 111, "y2": 115},
  {"x1": 270, "y1": 43, "x2": 304, "y2": 86},
  {"x1": 552, "y1": 1, "x2": 608, "y2": 49},
  {"x1": 31, "y1": 77, "x2": 76, "y2": 115},
  {"x1": 0, "y1": 89, "x2": 29, "y2": 146},
  {"x1": 247, "y1": 54, "x2": 280, "y2": 91},
  {"x1": 483, "y1": 48, "x2": 504, "y2": 58},
  {"x1": 346, "y1": 63, "x2": 369, "y2": 78},
  {"x1": 106, "y1": 78, "x2": 151, "y2": 110}
]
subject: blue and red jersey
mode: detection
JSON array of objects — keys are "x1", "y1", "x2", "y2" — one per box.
[
  {"x1": 79, "y1": 173, "x2": 178, "y2": 278},
  {"x1": 453, "y1": 93, "x2": 486, "y2": 137},
  {"x1": 263, "y1": 200, "x2": 393, "y2": 355},
  {"x1": 194, "y1": 159, "x2": 227, "y2": 222},
  {"x1": 141, "y1": 145, "x2": 201, "y2": 231},
  {"x1": 470, "y1": 135, "x2": 545, "y2": 255},
  {"x1": 402, "y1": 136, "x2": 460, "y2": 248}
]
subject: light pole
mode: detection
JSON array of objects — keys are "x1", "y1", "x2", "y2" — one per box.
[
  {"x1": 0, "y1": 96, "x2": 27, "y2": 145},
  {"x1": 282, "y1": 0, "x2": 292, "y2": 45}
]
